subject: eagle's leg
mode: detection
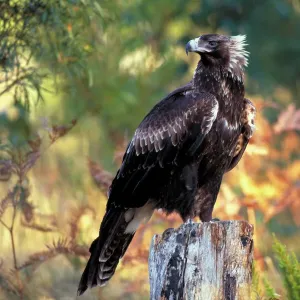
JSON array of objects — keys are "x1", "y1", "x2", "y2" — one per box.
[
  {"x1": 196, "y1": 175, "x2": 223, "y2": 222},
  {"x1": 195, "y1": 193, "x2": 215, "y2": 222},
  {"x1": 199, "y1": 205, "x2": 213, "y2": 222}
]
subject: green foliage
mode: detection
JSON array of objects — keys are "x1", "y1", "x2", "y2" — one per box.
[
  {"x1": 273, "y1": 236, "x2": 300, "y2": 300},
  {"x1": 251, "y1": 262, "x2": 281, "y2": 300},
  {"x1": 263, "y1": 277, "x2": 279, "y2": 299},
  {"x1": 251, "y1": 262, "x2": 263, "y2": 300},
  {"x1": 2, "y1": 0, "x2": 300, "y2": 149},
  {"x1": 252, "y1": 238, "x2": 300, "y2": 300},
  {"x1": 0, "y1": 102, "x2": 31, "y2": 146},
  {"x1": 0, "y1": 0, "x2": 109, "y2": 107}
]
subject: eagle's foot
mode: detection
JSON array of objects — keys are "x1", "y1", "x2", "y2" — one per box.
[
  {"x1": 185, "y1": 218, "x2": 194, "y2": 224},
  {"x1": 210, "y1": 218, "x2": 220, "y2": 222}
]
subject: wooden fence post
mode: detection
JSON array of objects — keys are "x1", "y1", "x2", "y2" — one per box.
[{"x1": 149, "y1": 220, "x2": 253, "y2": 300}]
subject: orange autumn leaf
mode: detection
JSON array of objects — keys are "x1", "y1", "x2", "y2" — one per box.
[
  {"x1": 282, "y1": 131, "x2": 299, "y2": 154},
  {"x1": 286, "y1": 160, "x2": 300, "y2": 181},
  {"x1": 67, "y1": 23, "x2": 72, "y2": 33},
  {"x1": 274, "y1": 104, "x2": 300, "y2": 133}
]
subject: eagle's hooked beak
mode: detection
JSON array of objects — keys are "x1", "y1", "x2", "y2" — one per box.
[{"x1": 185, "y1": 37, "x2": 210, "y2": 55}]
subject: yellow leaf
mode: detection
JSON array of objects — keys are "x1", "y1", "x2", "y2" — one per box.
[{"x1": 287, "y1": 160, "x2": 300, "y2": 181}]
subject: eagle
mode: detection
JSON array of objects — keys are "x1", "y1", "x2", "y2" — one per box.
[{"x1": 77, "y1": 34, "x2": 256, "y2": 295}]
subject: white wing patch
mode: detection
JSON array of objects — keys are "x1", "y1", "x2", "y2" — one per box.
[{"x1": 124, "y1": 202, "x2": 155, "y2": 233}]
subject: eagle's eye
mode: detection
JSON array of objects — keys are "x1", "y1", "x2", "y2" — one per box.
[{"x1": 208, "y1": 41, "x2": 218, "y2": 47}]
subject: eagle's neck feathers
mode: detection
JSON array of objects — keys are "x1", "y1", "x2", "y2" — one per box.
[
  {"x1": 193, "y1": 62, "x2": 244, "y2": 96},
  {"x1": 192, "y1": 60, "x2": 245, "y2": 120},
  {"x1": 228, "y1": 35, "x2": 249, "y2": 80}
]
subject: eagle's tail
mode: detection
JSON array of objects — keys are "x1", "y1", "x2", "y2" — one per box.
[{"x1": 77, "y1": 208, "x2": 134, "y2": 296}]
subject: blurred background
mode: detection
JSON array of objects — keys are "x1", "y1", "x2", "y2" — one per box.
[{"x1": 0, "y1": 0, "x2": 300, "y2": 299}]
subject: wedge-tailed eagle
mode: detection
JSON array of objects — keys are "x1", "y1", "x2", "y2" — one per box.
[{"x1": 78, "y1": 33, "x2": 256, "y2": 295}]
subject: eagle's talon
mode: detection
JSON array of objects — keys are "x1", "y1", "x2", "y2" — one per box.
[
  {"x1": 185, "y1": 218, "x2": 194, "y2": 224},
  {"x1": 210, "y1": 218, "x2": 221, "y2": 222}
]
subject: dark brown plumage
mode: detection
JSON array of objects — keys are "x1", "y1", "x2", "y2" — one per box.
[{"x1": 77, "y1": 33, "x2": 256, "y2": 295}]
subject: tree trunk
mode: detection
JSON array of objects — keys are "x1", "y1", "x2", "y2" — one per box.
[{"x1": 149, "y1": 220, "x2": 253, "y2": 300}]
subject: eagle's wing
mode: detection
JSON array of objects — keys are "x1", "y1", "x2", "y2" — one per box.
[
  {"x1": 226, "y1": 98, "x2": 256, "y2": 172},
  {"x1": 78, "y1": 85, "x2": 219, "y2": 294},
  {"x1": 108, "y1": 85, "x2": 219, "y2": 208}
]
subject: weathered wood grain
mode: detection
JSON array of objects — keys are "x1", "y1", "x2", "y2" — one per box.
[{"x1": 149, "y1": 220, "x2": 253, "y2": 300}]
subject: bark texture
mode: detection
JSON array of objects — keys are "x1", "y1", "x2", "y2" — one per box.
[{"x1": 149, "y1": 220, "x2": 253, "y2": 300}]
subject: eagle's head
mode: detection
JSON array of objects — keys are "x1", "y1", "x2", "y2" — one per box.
[{"x1": 186, "y1": 34, "x2": 249, "y2": 78}]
